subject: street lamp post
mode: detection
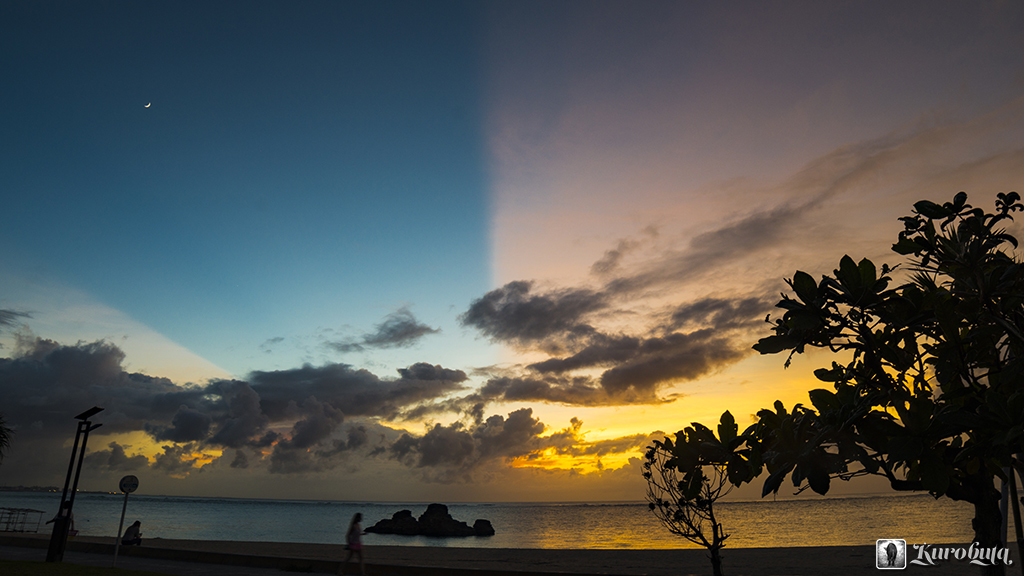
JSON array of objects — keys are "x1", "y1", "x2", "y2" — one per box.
[{"x1": 46, "y1": 406, "x2": 103, "y2": 563}]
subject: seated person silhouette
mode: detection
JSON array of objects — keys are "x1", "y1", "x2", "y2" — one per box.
[{"x1": 122, "y1": 521, "x2": 142, "y2": 546}]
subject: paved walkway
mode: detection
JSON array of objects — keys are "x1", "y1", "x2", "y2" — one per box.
[{"x1": 0, "y1": 544, "x2": 295, "y2": 576}]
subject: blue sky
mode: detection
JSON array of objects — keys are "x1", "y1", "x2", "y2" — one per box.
[
  {"x1": 1, "y1": 1, "x2": 1023, "y2": 502},
  {"x1": 2, "y1": 1, "x2": 494, "y2": 378}
]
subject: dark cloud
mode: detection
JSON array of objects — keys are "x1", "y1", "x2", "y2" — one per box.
[
  {"x1": 315, "y1": 424, "x2": 373, "y2": 460},
  {"x1": 458, "y1": 253, "x2": 773, "y2": 406},
  {"x1": 598, "y1": 330, "x2": 747, "y2": 395},
  {"x1": 474, "y1": 409, "x2": 546, "y2": 460},
  {"x1": 396, "y1": 362, "x2": 466, "y2": 382},
  {"x1": 325, "y1": 340, "x2": 363, "y2": 353},
  {"x1": 601, "y1": 201, "x2": 805, "y2": 297},
  {"x1": 362, "y1": 307, "x2": 440, "y2": 347},
  {"x1": 83, "y1": 442, "x2": 149, "y2": 471},
  {"x1": 389, "y1": 433, "x2": 419, "y2": 463},
  {"x1": 460, "y1": 281, "x2": 606, "y2": 349},
  {"x1": 0, "y1": 333, "x2": 669, "y2": 484},
  {"x1": 387, "y1": 407, "x2": 545, "y2": 473},
  {"x1": 267, "y1": 397, "x2": 347, "y2": 474},
  {"x1": 248, "y1": 362, "x2": 467, "y2": 421},
  {"x1": 0, "y1": 309, "x2": 29, "y2": 332},
  {"x1": 590, "y1": 227, "x2": 660, "y2": 277},
  {"x1": 151, "y1": 443, "x2": 213, "y2": 477},
  {"x1": 590, "y1": 238, "x2": 638, "y2": 276},
  {"x1": 326, "y1": 307, "x2": 439, "y2": 353},
  {"x1": 0, "y1": 337, "x2": 183, "y2": 441},
  {"x1": 442, "y1": 342, "x2": 732, "y2": 410},
  {"x1": 266, "y1": 445, "x2": 324, "y2": 474},
  {"x1": 259, "y1": 337, "x2": 284, "y2": 353},
  {"x1": 527, "y1": 334, "x2": 642, "y2": 374},
  {"x1": 285, "y1": 397, "x2": 345, "y2": 449},
  {"x1": 478, "y1": 375, "x2": 635, "y2": 406},
  {"x1": 397, "y1": 396, "x2": 480, "y2": 422},
  {"x1": 461, "y1": 290, "x2": 769, "y2": 405},
  {"x1": 416, "y1": 423, "x2": 476, "y2": 468},
  {"x1": 395, "y1": 373, "x2": 628, "y2": 417},
  {"x1": 669, "y1": 296, "x2": 773, "y2": 330},
  {"x1": 343, "y1": 425, "x2": 370, "y2": 450},
  {"x1": 0, "y1": 337, "x2": 471, "y2": 478},
  {"x1": 230, "y1": 449, "x2": 249, "y2": 469},
  {"x1": 380, "y1": 410, "x2": 661, "y2": 483},
  {"x1": 207, "y1": 380, "x2": 270, "y2": 448},
  {"x1": 146, "y1": 405, "x2": 213, "y2": 442},
  {"x1": 235, "y1": 411, "x2": 434, "y2": 476}
]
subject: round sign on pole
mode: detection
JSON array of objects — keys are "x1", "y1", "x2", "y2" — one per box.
[{"x1": 119, "y1": 475, "x2": 139, "y2": 494}]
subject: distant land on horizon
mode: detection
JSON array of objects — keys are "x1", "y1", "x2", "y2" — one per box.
[
  {"x1": 0, "y1": 485, "x2": 919, "y2": 505},
  {"x1": 0, "y1": 485, "x2": 112, "y2": 494}
]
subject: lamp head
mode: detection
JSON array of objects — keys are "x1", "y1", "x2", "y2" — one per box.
[{"x1": 75, "y1": 406, "x2": 104, "y2": 421}]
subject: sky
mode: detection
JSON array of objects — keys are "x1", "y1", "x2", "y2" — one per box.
[{"x1": 1, "y1": 1, "x2": 1023, "y2": 503}]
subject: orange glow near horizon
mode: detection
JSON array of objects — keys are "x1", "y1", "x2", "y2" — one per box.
[{"x1": 512, "y1": 447, "x2": 635, "y2": 475}]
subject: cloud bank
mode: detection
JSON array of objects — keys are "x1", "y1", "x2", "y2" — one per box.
[{"x1": 0, "y1": 335, "x2": 650, "y2": 485}]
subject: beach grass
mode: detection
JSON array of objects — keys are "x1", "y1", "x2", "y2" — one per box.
[{"x1": 0, "y1": 560, "x2": 164, "y2": 576}]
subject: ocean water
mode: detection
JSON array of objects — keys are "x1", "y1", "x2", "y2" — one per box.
[{"x1": 0, "y1": 491, "x2": 988, "y2": 550}]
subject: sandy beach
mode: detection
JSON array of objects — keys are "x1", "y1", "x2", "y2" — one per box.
[{"x1": 1, "y1": 533, "x2": 981, "y2": 575}]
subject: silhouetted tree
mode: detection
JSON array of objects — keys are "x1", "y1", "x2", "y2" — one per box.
[
  {"x1": 0, "y1": 308, "x2": 25, "y2": 466},
  {"x1": 646, "y1": 192, "x2": 1023, "y2": 576},
  {"x1": 644, "y1": 412, "x2": 743, "y2": 576},
  {"x1": 0, "y1": 413, "x2": 11, "y2": 465}
]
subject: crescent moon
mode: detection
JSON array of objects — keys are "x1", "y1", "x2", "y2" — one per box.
[{"x1": 144, "y1": 103, "x2": 151, "y2": 108}]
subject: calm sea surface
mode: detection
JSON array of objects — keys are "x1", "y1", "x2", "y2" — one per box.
[{"x1": 0, "y1": 491, "x2": 988, "y2": 550}]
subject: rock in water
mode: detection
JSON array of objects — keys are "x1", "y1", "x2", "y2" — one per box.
[
  {"x1": 364, "y1": 509, "x2": 420, "y2": 535},
  {"x1": 418, "y1": 503, "x2": 475, "y2": 537},
  {"x1": 473, "y1": 519, "x2": 495, "y2": 536},
  {"x1": 365, "y1": 504, "x2": 494, "y2": 537}
]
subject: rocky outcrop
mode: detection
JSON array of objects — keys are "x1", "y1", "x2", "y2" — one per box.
[
  {"x1": 418, "y1": 503, "x2": 475, "y2": 537},
  {"x1": 363, "y1": 509, "x2": 420, "y2": 535},
  {"x1": 364, "y1": 503, "x2": 494, "y2": 537},
  {"x1": 472, "y1": 519, "x2": 495, "y2": 536}
]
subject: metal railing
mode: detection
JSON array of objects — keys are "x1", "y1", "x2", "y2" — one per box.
[{"x1": 0, "y1": 507, "x2": 45, "y2": 533}]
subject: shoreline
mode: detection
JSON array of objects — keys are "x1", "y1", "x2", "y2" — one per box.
[{"x1": 0, "y1": 533, "x2": 975, "y2": 574}]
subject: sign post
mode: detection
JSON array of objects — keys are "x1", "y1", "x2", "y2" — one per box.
[{"x1": 112, "y1": 475, "x2": 139, "y2": 567}]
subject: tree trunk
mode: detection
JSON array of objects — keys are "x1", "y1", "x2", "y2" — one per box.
[
  {"x1": 970, "y1": 474, "x2": 1007, "y2": 576},
  {"x1": 1010, "y1": 461, "x2": 1024, "y2": 573},
  {"x1": 709, "y1": 547, "x2": 724, "y2": 576}
]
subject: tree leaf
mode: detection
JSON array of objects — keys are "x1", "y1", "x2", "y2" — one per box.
[
  {"x1": 892, "y1": 238, "x2": 920, "y2": 255},
  {"x1": 761, "y1": 464, "x2": 794, "y2": 497},
  {"x1": 791, "y1": 271, "x2": 818, "y2": 304},
  {"x1": 753, "y1": 334, "x2": 798, "y2": 354},
  {"x1": 718, "y1": 411, "x2": 737, "y2": 446},
  {"x1": 808, "y1": 389, "x2": 836, "y2": 412},
  {"x1": 914, "y1": 200, "x2": 951, "y2": 219},
  {"x1": 807, "y1": 468, "x2": 830, "y2": 495},
  {"x1": 813, "y1": 367, "x2": 841, "y2": 382},
  {"x1": 838, "y1": 255, "x2": 860, "y2": 291},
  {"x1": 857, "y1": 258, "x2": 877, "y2": 286},
  {"x1": 788, "y1": 310, "x2": 821, "y2": 331}
]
